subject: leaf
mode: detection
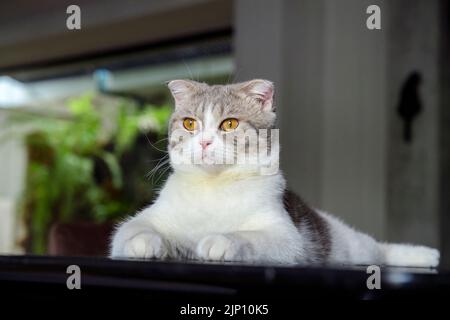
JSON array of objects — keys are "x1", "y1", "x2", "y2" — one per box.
[{"x1": 98, "y1": 151, "x2": 123, "y2": 189}]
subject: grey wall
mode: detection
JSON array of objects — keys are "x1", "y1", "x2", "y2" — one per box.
[
  {"x1": 234, "y1": 0, "x2": 447, "y2": 254},
  {"x1": 439, "y1": 0, "x2": 450, "y2": 266},
  {"x1": 386, "y1": 1, "x2": 441, "y2": 248},
  {"x1": 235, "y1": 0, "x2": 387, "y2": 238}
]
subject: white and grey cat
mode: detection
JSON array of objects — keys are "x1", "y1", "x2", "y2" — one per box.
[{"x1": 111, "y1": 79, "x2": 439, "y2": 267}]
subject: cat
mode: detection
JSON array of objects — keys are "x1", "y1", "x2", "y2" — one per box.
[{"x1": 110, "y1": 79, "x2": 439, "y2": 267}]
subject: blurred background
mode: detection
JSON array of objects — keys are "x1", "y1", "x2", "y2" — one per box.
[{"x1": 0, "y1": 0, "x2": 449, "y2": 266}]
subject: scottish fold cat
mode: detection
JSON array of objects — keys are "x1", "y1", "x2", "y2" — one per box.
[{"x1": 111, "y1": 79, "x2": 439, "y2": 267}]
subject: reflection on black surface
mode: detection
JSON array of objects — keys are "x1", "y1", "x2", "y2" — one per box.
[{"x1": 0, "y1": 254, "x2": 448, "y2": 304}]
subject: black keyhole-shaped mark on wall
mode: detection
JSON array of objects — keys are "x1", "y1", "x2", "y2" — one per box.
[{"x1": 397, "y1": 71, "x2": 423, "y2": 143}]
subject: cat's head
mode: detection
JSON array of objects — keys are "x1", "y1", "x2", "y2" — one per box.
[{"x1": 167, "y1": 79, "x2": 279, "y2": 176}]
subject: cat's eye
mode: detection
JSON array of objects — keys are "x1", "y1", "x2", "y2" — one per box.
[
  {"x1": 220, "y1": 118, "x2": 239, "y2": 131},
  {"x1": 183, "y1": 118, "x2": 197, "y2": 131}
]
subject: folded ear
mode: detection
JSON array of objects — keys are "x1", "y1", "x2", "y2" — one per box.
[
  {"x1": 167, "y1": 79, "x2": 200, "y2": 106},
  {"x1": 239, "y1": 79, "x2": 274, "y2": 111}
]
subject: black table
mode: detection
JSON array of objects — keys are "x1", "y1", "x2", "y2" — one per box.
[{"x1": 1, "y1": 255, "x2": 449, "y2": 311}]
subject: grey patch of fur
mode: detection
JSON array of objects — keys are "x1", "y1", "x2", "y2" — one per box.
[
  {"x1": 167, "y1": 80, "x2": 276, "y2": 158},
  {"x1": 168, "y1": 80, "x2": 276, "y2": 134}
]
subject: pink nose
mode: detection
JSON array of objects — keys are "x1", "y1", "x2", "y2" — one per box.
[{"x1": 200, "y1": 139, "x2": 213, "y2": 150}]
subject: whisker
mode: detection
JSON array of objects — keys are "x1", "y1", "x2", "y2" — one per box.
[
  {"x1": 144, "y1": 133, "x2": 168, "y2": 154},
  {"x1": 183, "y1": 59, "x2": 194, "y2": 81},
  {"x1": 154, "y1": 137, "x2": 169, "y2": 144},
  {"x1": 154, "y1": 163, "x2": 172, "y2": 185},
  {"x1": 146, "y1": 156, "x2": 167, "y2": 175},
  {"x1": 230, "y1": 69, "x2": 241, "y2": 84},
  {"x1": 146, "y1": 157, "x2": 170, "y2": 180},
  {"x1": 146, "y1": 153, "x2": 169, "y2": 164}
]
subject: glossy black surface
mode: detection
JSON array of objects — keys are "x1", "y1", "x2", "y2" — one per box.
[{"x1": 1, "y1": 255, "x2": 449, "y2": 307}]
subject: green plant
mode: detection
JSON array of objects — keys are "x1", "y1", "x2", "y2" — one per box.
[{"x1": 2, "y1": 93, "x2": 171, "y2": 253}]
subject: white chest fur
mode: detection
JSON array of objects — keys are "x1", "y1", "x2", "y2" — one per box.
[{"x1": 145, "y1": 172, "x2": 286, "y2": 243}]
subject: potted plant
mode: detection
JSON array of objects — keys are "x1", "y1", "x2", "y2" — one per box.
[{"x1": 4, "y1": 93, "x2": 171, "y2": 255}]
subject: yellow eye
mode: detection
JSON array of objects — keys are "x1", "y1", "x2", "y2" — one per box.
[
  {"x1": 183, "y1": 118, "x2": 197, "y2": 131},
  {"x1": 220, "y1": 118, "x2": 239, "y2": 131}
]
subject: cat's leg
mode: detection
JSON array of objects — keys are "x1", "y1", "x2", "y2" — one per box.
[
  {"x1": 110, "y1": 212, "x2": 169, "y2": 259},
  {"x1": 196, "y1": 224, "x2": 304, "y2": 264}
]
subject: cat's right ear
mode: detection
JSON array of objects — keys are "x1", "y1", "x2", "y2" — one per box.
[{"x1": 167, "y1": 80, "x2": 198, "y2": 106}]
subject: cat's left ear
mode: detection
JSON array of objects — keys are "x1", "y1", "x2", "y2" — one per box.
[{"x1": 239, "y1": 79, "x2": 274, "y2": 112}]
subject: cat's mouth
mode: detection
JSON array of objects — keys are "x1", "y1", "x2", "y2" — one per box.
[{"x1": 200, "y1": 150, "x2": 218, "y2": 165}]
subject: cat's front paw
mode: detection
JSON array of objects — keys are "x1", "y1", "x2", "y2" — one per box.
[
  {"x1": 122, "y1": 232, "x2": 167, "y2": 259},
  {"x1": 196, "y1": 234, "x2": 254, "y2": 262}
]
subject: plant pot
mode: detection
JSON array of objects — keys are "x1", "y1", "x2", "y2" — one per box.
[{"x1": 48, "y1": 221, "x2": 114, "y2": 256}]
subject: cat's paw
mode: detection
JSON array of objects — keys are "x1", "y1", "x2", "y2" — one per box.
[
  {"x1": 122, "y1": 232, "x2": 167, "y2": 259},
  {"x1": 196, "y1": 234, "x2": 254, "y2": 262}
]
